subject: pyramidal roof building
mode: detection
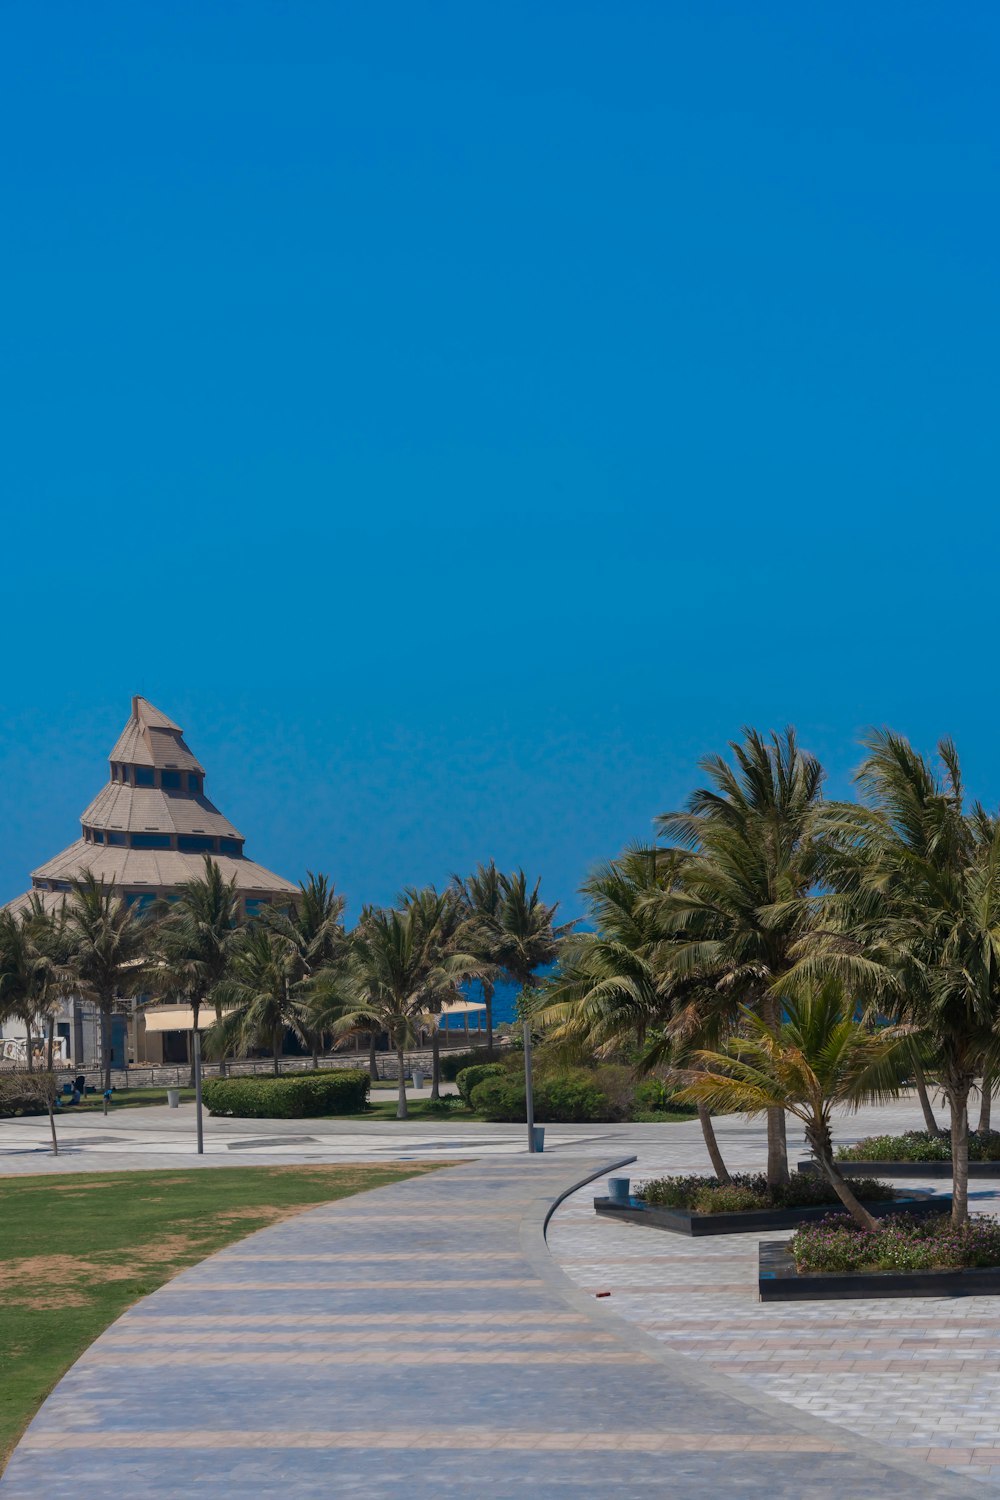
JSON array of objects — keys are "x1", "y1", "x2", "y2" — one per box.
[
  {"x1": 3, "y1": 698, "x2": 297, "y2": 1070},
  {"x1": 22, "y1": 696, "x2": 296, "y2": 914}
]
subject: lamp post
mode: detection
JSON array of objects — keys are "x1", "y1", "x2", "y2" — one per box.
[
  {"x1": 192, "y1": 1025, "x2": 204, "y2": 1154},
  {"x1": 519, "y1": 988, "x2": 536, "y2": 1153}
]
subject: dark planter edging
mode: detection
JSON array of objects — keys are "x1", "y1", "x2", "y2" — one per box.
[
  {"x1": 759, "y1": 1238, "x2": 1000, "y2": 1301},
  {"x1": 798, "y1": 1158, "x2": 1000, "y2": 1179},
  {"x1": 593, "y1": 1190, "x2": 948, "y2": 1237}
]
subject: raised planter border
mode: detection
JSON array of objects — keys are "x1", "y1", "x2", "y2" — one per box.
[
  {"x1": 759, "y1": 1238, "x2": 1000, "y2": 1301},
  {"x1": 593, "y1": 1189, "x2": 948, "y2": 1237},
  {"x1": 798, "y1": 1158, "x2": 1000, "y2": 1180}
]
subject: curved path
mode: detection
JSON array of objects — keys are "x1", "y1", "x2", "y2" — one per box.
[{"x1": 1, "y1": 1156, "x2": 979, "y2": 1499}]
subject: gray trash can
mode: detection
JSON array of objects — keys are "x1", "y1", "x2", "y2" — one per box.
[
  {"x1": 412, "y1": 1068, "x2": 425, "y2": 1090},
  {"x1": 167, "y1": 1088, "x2": 180, "y2": 1109}
]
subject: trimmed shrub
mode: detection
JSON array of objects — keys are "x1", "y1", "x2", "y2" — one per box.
[
  {"x1": 202, "y1": 1069, "x2": 370, "y2": 1119},
  {"x1": 791, "y1": 1212, "x2": 1000, "y2": 1274},
  {"x1": 637, "y1": 1172, "x2": 892, "y2": 1214},
  {"x1": 469, "y1": 1070, "x2": 608, "y2": 1124},
  {"x1": 456, "y1": 1062, "x2": 505, "y2": 1104},
  {"x1": 838, "y1": 1129, "x2": 1000, "y2": 1164}
]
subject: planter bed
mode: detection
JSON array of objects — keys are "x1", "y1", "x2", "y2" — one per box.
[
  {"x1": 593, "y1": 1189, "x2": 947, "y2": 1237},
  {"x1": 759, "y1": 1238, "x2": 1000, "y2": 1301},
  {"x1": 798, "y1": 1158, "x2": 1000, "y2": 1180}
]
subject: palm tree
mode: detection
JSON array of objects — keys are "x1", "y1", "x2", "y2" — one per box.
[
  {"x1": 401, "y1": 885, "x2": 483, "y2": 1098},
  {"x1": 451, "y1": 861, "x2": 505, "y2": 1056},
  {"x1": 797, "y1": 731, "x2": 1000, "y2": 1224},
  {"x1": 153, "y1": 857, "x2": 243, "y2": 1082},
  {"x1": 313, "y1": 906, "x2": 427, "y2": 1119},
  {"x1": 64, "y1": 874, "x2": 150, "y2": 1092},
  {"x1": 263, "y1": 872, "x2": 346, "y2": 1067},
  {"x1": 676, "y1": 979, "x2": 909, "y2": 1231},
  {"x1": 539, "y1": 844, "x2": 736, "y2": 1182},
  {"x1": 20, "y1": 896, "x2": 74, "y2": 1071},
  {"x1": 0, "y1": 908, "x2": 46, "y2": 1070},
  {"x1": 203, "y1": 925, "x2": 309, "y2": 1074},
  {"x1": 652, "y1": 727, "x2": 825, "y2": 1188}
]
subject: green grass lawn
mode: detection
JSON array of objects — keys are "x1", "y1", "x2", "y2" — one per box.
[{"x1": 0, "y1": 1162, "x2": 439, "y2": 1471}]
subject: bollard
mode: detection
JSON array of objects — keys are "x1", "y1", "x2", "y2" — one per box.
[
  {"x1": 532, "y1": 1126, "x2": 545, "y2": 1153},
  {"x1": 607, "y1": 1176, "x2": 630, "y2": 1203}
]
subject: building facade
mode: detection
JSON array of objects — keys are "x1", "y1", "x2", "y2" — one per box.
[{"x1": 3, "y1": 695, "x2": 297, "y2": 1068}]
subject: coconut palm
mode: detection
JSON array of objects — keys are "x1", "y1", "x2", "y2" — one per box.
[
  {"x1": 400, "y1": 885, "x2": 483, "y2": 1098},
  {"x1": 538, "y1": 844, "x2": 736, "y2": 1182},
  {"x1": 64, "y1": 874, "x2": 151, "y2": 1092},
  {"x1": 0, "y1": 907, "x2": 47, "y2": 1070},
  {"x1": 153, "y1": 857, "x2": 243, "y2": 1082},
  {"x1": 677, "y1": 979, "x2": 909, "y2": 1231},
  {"x1": 312, "y1": 900, "x2": 479, "y2": 1120},
  {"x1": 652, "y1": 727, "x2": 825, "y2": 1188},
  {"x1": 796, "y1": 731, "x2": 1000, "y2": 1224},
  {"x1": 263, "y1": 872, "x2": 347, "y2": 1067},
  {"x1": 451, "y1": 861, "x2": 505, "y2": 1056},
  {"x1": 20, "y1": 896, "x2": 75, "y2": 1070},
  {"x1": 203, "y1": 925, "x2": 309, "y2": 1074}
]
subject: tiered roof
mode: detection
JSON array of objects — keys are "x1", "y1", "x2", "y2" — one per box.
[{"x1": 10, "y1": 696, "x2": 296, "y2": 910}]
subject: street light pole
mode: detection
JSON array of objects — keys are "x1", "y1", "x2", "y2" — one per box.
[
  {"x1": 521, "y1": 995, "x2": 536, "y2": 1153},
  {"x1": 193, "y1": 1027, "x2": 204, "y2": 1155}
]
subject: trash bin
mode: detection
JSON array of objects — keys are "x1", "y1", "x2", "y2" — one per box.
[
  {"x1": 167, "y1": 1088, "x2": 180, "y2": 1109},
  {"x1": 533, "y1": 1126, "x2": 545, "y2": 1153},
  {"x1": 412, "y1": 1068, "x2": 425, "y2": 1090},
  {"x1": 608, "y1": 1176, "x2": 630, "y2": 1203}
]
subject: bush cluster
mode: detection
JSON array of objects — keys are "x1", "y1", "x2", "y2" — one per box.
[
  {"x1": 202, "y1": 1069, "x2": 370, "y2": 1119},
  {"x1": 791, "y1": 1211, "x2": 1000, "y2": 1274},
  {"x1": 470, "y1": 1069, "x2": 608, "y2": 1123},
  {"x1": 636, "y1": 1172, "x2": 892, "y2": 1215},
  {"x1": 455, "y1": 1062, "x2": 505, "y2": 1103},
  {"x1": 837, "y1": 1129, "x2": 1000, "y2": 1164}
]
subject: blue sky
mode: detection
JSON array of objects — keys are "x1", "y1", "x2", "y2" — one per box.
[{"x1": 2, "y1": 1, "x2": 999, "y2": 920}]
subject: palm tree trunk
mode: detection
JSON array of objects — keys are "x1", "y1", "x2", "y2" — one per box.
[
  {"x1": 806, "y1": 1116, "x2": 878, "y2": 1231},
  {"x1": 762, "y1": 994, "x2": 790, "y2": 1188},
  {"x1": 46, "y1": 1016, "x2": 55, "y2": 1072},
  {"x1": 396, "y1": 1046, "x2": 408, "y2": 1120},
  {"x1": 24, "y1": 1016, "x2": 34, "y2": 1072},
  {"x1": 949, "y1": 1083, "x2": 971, "y2": 1226},
  {"x1": 696, "y1": 1101, "x2": 732, "y2": 1184},
  {"x1": 272, "y1": 1024, "x2": 281, "y2": 1076},
  {"x1": 368, "y1": 1033, "x2": 378, "y2": 1082},
  {"x1": 912, "y1": 1058, "x2": 942, "y2": 1135},
  {"x1": 431, "y1": 1026, "x2": 441, "y2": 1100},
  {"x1": 312, "y1": 1035, "x2": 320, "y2": 1070},
  {"x1": 979, "y1": 1074, "x2": 993, "y2": 1135},
  {"x1": 484, "y1": 983, "x2": 494, "y2": 1059},
  {"x1": 216, "y1": 1004, "x2": 228, "y2": 1077},
  {"x1": 47, "y1": 1096, "x2": 59, "y2": 1156}
]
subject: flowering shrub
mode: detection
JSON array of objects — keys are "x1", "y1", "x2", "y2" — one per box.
[
  {"x1": 635, "y1": 1173, "x2": 891, "y2": 1214},
  {"x1": 791, "y1": 1211, "x2": 1000, "y2": 1273},
  {"x1": 837, "y1": 1130, "x2": 1000, "y2": 1163}
]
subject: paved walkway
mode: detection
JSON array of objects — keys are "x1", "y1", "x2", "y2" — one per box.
[
  {"x1": 548, "y1": 1101, "x2": 1000, "y2": 1487},
  {"x1": 0, "y1": 1153, "x2": 978, "y2": 1498}
]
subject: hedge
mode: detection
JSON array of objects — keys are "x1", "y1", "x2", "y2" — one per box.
[
  {"x1": 202, "y1": 1069, "x2": 370, "y2": 1119},
  {"x1": 455, "y1": 1062, "x2": 505, "y2": 1104},
  {"x1": 469, "y1": 1071, "x2": 608, "y2": 1123}
]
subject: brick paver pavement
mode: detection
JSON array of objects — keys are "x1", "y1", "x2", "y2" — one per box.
[
  {"x1": 547, "y1": 1100, "x2": 1000, "y2": 1487},
  {"x1": 1, "y1": 1150, "x2": 978, "y2": 1498}
]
